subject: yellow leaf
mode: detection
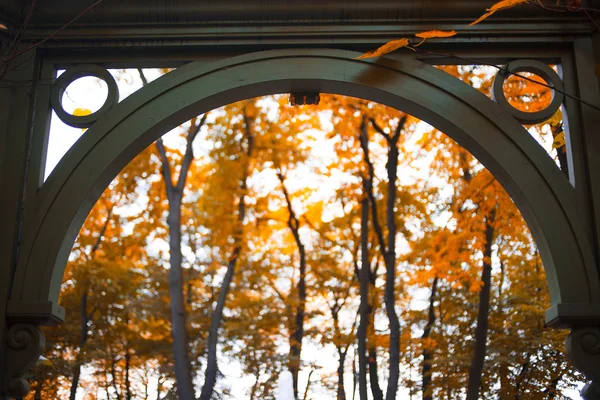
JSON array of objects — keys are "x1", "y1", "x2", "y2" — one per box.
[
  {"x1": 72, "y1": 108, "x2": 92, "y2": 131},
  {"x1": 468, "y1": 0, "x2": 529, "y2": 26},
  {"x1": 547, "y1": 110, "x2": 562, "y2": 127},
  {"x1": 357, "y1": 38, "x2": 410, "y2": 59},
  {"x1": 38, "y1": 355, "x2": 53, "y2": 367},
  {"x1": 72, "y1": 107, "x2": 92, "y2": 117},
  {"x1": 552, "y1": 131, "x2": 565, "y2": 149},
  {"x1": 415, "y1": 30, "x2": 457, "y2": 39}
]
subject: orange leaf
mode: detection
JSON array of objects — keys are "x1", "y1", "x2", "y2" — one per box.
[
  {"x1": 415, "y1": 30, "x2": 457, "y2": 39},
  {"x1": 468, "y1": 0, "x2": 529, "y2": 26},
  {"x1": 356, "y1": 38, "x2": 410, "y2": 59}
]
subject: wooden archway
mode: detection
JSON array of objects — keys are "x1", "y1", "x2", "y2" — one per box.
[{"x1": 8, "y1": 49, "x2": 599, "y2": 333}]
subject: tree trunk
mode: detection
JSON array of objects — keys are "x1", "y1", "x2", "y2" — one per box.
[
  {"x1": 70, "y1": 209, "x2": 111, "y2": 400},
  {"x1": 70, "y1": 289, "x2": 89, "y2": 400},
  {"x1": 250, "y1": 370, "x2": 261, "y2": 400},
  {"x1": 288, "y1": 217, "x2": 306, "y2": 399},
  {"x1": 143, "y1": 367, "x2": 150, "y2": 400},
  {"x1": 303, "y1": 369, "x2": 315, "y2": 400},
  {"x1": 497, "y1": 261, "x2": 511, "y2": 397},
  {"x1": 352, "y1": 350, "x2": 358, "y2": 400},
  {"x1": 466, "y1": 220, "x2": 495, "y2": 400},
  {"x1": 156, "y1": 375, "x2": 164, "y2": 400},
  {"x1": 155, "y1": 115, "x2": 206, "y2": 400},
  {"x1": 125, "y1": 348, "x2": 132, "y2": 400},
  {"x1": 357, "y1": 192, "x2": 370, "y2": 400},
  {"x1": 145, "y1": 71, "x2": 206, "y2": 399},
  {"x1": 332, "y1": 308, "x2": 347, "y2": 400},
  {"x1": 358, "y1": 117, "x2": 386, "y2": 400},
  {"x1": 199, "y1": 112, "x2": 254, "y2": 400},
  {"x1": 277, "y1": 171, "x2": 307, "y2": 399},
  {"x1": 33, "y1": 379, "x2": 42, "y2": 400},
  {"x1": 110, "y1": 350, "x2": 122, "y2": 400},
  {"x1": 166, "y1": 190, "x2": 196, "y2": 399},
  {"x1": 104, "y1": 370, "x2": 111, "y2": 400},
  {"x1": 337, "y1": 348, "x2": 347, "y2": 400},
  {"x1": 198, "y1": 243, "x2": 241, "y2": 400},
  {"x1": 368, "y1": 345, "x2": 384, "y2": 400},
  {"x1": 366, "y1": 116, "x2": 406, "y2": 400},
  {"x1": 383, "y1": 141, "x2": 401, "y2": 400},
  {"x1": 421, "y1": 277, "x2": 438, "y2": 400}
]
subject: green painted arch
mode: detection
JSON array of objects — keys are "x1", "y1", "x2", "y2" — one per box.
[{"x1": 10, "y1": 49, "x2": 600, "y2": 324}]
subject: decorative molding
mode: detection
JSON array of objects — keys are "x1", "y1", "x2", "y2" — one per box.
[
  {"x1": 567, "y1": 327, "x2": 600, "y2": 379},
  {"x1": 19, "y1": 0, "x2": 587, "y2": 26},
  {"x1": 545, "y1": 304, "x2": 600, "y2": 328},
  {"x1": 1, "y1": 1, "x2": 589, "y2": 49},
  {"x1": 20, "y1": 22, "x2": 590, "y2": 51},
  {"x1": 50, "y1": 64, "x2": 119, "y2": 129},
  {"x1": 492, "y1": 59, "x2": 564, "y2": 125},
  {"x1": 7, "y1": 300, "x2": 65, "y2": 326},
  {"x1": 567, "y1": 327, "x2": 600, "y2": 399},
  {"x1": 2, "y1": 323, "x2": 45, "y2": 398}
]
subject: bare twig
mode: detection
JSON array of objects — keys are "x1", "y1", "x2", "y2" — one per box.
[
  {"x1": 3, "y1": 0, "x2": 37, "y2": 61},
  {"x1": 3, "y1": 0, "x2": 103, "y2": 64},
  {"x1": 532, "y1": 0, "x2": 600, "y2": 12}
]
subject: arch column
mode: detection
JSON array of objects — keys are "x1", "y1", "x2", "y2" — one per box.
[{"x1": 0, "y1": 48, "x2": 50, "y2": 400}]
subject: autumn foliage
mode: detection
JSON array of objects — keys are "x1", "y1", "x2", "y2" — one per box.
[{"x1": 28, "y1": 63, "x2": 579, "y2": 400}]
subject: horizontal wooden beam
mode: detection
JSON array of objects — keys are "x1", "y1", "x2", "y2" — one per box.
[{"x1": 0, "y1": 0, "x2": 592, "y2": 43}]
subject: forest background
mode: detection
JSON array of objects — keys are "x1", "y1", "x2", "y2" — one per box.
[{"x1": 27, "y1": 62, "x2": 582, "y2": 400}]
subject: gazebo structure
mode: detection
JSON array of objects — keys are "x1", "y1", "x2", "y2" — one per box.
[{"x1": 1, "y1": 0, "x2": 600, "y2": 398}]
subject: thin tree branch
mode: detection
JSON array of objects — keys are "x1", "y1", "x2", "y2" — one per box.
[
  {"x1": 176, "y1": 113, "x2": 207, "y2": 192},
  {"x1": 369, "y1": 118, "x2": 391, "y2": 143},
  {"x1": 359, "y1": 117, "x2": 387, "y2": 254},
  {"x1": 88, "y1": 205, "x2": 112, "y2": 258},
  {"x1": 139, "y1": 68, "x2": 207, "y2": 199},
  {"x1": 303, "y1": 369, "x2": 316, "y2": 400},
  {"x1": 155, "y1": 138, "x2": 175, "y2": 197},
  {"x1": 2, "y1": 0, "x2": 37, "y2": 62},
  {"x1": 264, "y1": 274, "x2": 287, "y2": 303},
  {"x1": 532, "y1": 0, "x2": 600, "y2": 13},
  {"x1": 4, "y1": 0, "x2": 103, "y2": 63},
  {"x1": 276, "y1": 170, "x2": 302, "y2": 236},
  {"x1": 137, "y1": 69, "x2": 176, "y2": 199},
  {"x1": 137, "y1": 68, "x2": 148, "y2": 86},
  {"x1": 393, "y1": 115, "x2": 407, "y2": 141}
]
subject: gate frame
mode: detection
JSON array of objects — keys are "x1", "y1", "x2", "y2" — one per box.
[{"x1": 2, "y1": 3, "x2": 600, "y2": 397}]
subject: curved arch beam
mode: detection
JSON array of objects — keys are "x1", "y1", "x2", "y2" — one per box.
[{"x1": 9, "y1": 49, "x2": 600, "y2": 325}]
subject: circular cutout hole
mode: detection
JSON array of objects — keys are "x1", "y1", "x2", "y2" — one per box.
[
  {"x1": 60, "y1": 75, "x2": 109, "y2": 116},
  {"x1": 502, "y1": 71, "x2": 553, "y2": 114}
]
